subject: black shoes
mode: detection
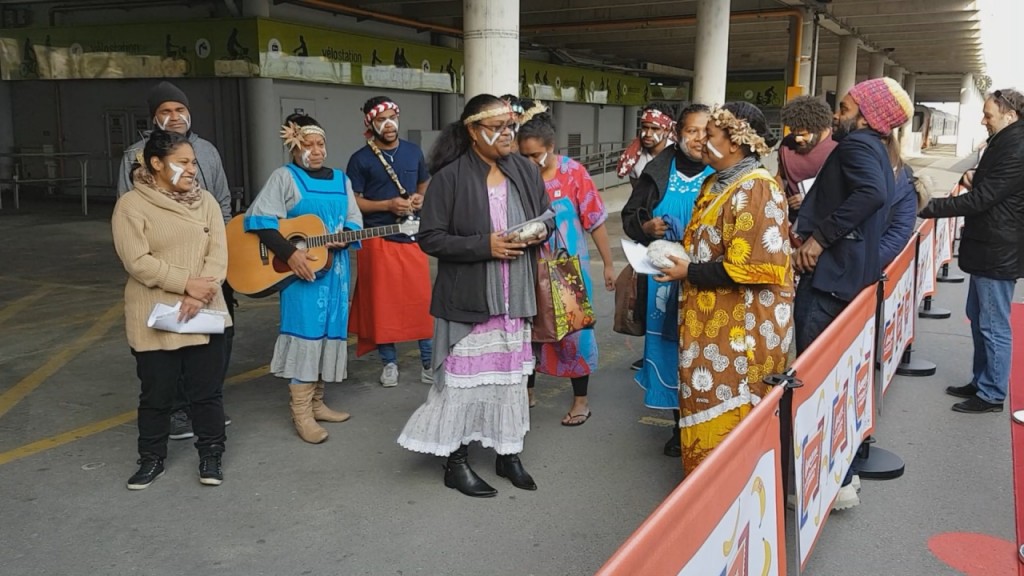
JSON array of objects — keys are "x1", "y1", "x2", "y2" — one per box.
[
  {"x1": 126, "y1": 456, "x2": 165, "y2": 490},
  {"x1": 945, "y1": 383, "x2": 979, "y2": 399},
  {"x1": 199, "y1": 453, "x2": 224, "y2": 486},
  {"x1": 952, "y1": 396, "x2": 1004, "y2": 414},
  {"x1": 664, "y1": 429, "x2": 682, "y2": 458},
  {"x1": 495, "y1": 454, "x2": 537, "y2": 491},
  {"x1": 630, "y1": 359, "x2": 643, "y2": 371},
  {"x1": 169, "y1": 410, "x2": 194, "y2": 440},
  {"x1": 444, "y1": 445, "x2": 497, "y2": 498}
]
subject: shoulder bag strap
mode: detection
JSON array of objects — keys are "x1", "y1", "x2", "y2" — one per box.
[{"x1": 366, "y1": 139, "x2": 410, "y2": 199}]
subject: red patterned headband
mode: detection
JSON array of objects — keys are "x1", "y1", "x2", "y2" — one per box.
[
  {"x1": 364, "y1": 101, "x2": 400, "y2": 127},
  {"x1": 641, "y1": 109, "x2": 675, "y2": 130}
]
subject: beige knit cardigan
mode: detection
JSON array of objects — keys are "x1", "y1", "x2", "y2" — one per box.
[{"x1": 112, "y1": 183, "x2": 233, "y2": 352}]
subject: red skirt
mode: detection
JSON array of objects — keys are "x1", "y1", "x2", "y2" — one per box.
[{"x1": 349, "y1": 237, "x2": 434, "y2": 357}]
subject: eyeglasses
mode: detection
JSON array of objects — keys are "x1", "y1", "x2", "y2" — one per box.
[{"x1": 477, "y1": 121, "x2": 515, "y2": 134}]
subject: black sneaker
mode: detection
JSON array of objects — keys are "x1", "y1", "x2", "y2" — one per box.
[
  {"x1": 126, "y1": 457, "x2": 164, "y2": 490},
  {"x1": 945, "y1": 383, "x2": 978, "y2": 399},
  {"x1": 630, "y1": 358, "x2": 643, "y2": 371},
  {"x1": 169, "y1": 410, "x2": 194, "y2": 440},
  {"x1": 952, "y1": 396, "x2": 1003, "y2": 414},
  {"x1": 224, "y1": 413, "x2": 232, "y2": 427},
  {"x1": 199, "y1": 453, "x2": 223, "y2": 486}
]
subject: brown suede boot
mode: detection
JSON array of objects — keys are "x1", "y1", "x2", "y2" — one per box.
[
  {"x1": 312, "y1": 381, "x2": 350, "y2": 423},
  {"x1": 289, "y1": 383, "x2": 328, "y2": 444}
]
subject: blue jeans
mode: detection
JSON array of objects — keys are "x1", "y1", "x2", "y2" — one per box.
[
  {"x1": 966, "y1": 274, "x2": 1016, "y2": 403},
  {"x1": 794, "y1": 275, "x2": 851, "y2": 355},
  {"x1": 379, "y1": 340, "x2": 432, "y2": 368}
]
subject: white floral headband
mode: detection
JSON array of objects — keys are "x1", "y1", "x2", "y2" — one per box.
[
  {"x1": 280, "y1": 122, "x2": 327, "y2": 151},
  {"x1": 710, "y1": 107, "x2": 771, "y2": 157}
]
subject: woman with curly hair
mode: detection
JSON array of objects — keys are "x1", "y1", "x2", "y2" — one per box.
[{"x1": 655, "y1": 102, "x2": 794, "y2": 472}]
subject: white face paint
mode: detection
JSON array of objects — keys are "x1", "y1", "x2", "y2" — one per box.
[
  {"x1": 537, "y1": 152, "x2": 548, "y2": 167},
  {"x1": 706, "y1": 140, "x2": 726, "y2": 160},
  {"x1": 169, "y1": 162, "x2": 186, "y2": 186},
  {"x1": 376, "y1": 118, "x2": 399, "y2": 132},
  {"x1": 301, "y1": 149, "x2": 312, "y2": 169},
  {"x1": 155, "y1": 112, "x2": 191, "y2": 132},
  {"x1": 651, "y1": 132, "x2": 664, "y2": 145},
  {"x1": 480, "y1": 128, "x2": 502, "y2": 146}
]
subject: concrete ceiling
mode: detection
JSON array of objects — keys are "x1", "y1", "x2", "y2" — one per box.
[{"x1": 294, "y1": 0, "x2": 986, "y2": 102}]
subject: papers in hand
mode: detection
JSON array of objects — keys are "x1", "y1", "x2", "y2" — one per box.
[
  {"x1": 147, "y1": 302, "x2": 227, "y2": 334},
  {"x1": 621, "y1": 239, "x2": 663, "y2": 275},
  {"x1": 797, "y1": 177, "x2": 816, "y2": 198}
]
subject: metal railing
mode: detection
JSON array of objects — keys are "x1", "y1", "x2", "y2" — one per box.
[{"x1": 557, "y1": 140, "x2": 631, "y2": 189}]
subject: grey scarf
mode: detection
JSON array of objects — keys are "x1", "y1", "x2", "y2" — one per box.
[
  {"x1": 710, "y1": 155, "x2": 761, "y2": 195},
  {"x1": 484, "y1": 178, "x2": 537, "y2": 319}
]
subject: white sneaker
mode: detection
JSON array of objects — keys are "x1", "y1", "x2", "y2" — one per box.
[
  {"x1": 833, "y1": 484, "x2": 860, "y2": 511},
  {"x1": 852, "y1": 474, "x2": 861, "y2": 492},
  {"x1": 380, "y1": 363, "x2": 399, "y2": 387},
  {"x1": 420, "y1": 366, "x2": 434, "y2": 385}
]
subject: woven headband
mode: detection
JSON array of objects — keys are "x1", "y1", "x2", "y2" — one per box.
[
  {"x1": 364, "y1": 101, "x2": 400, "y2": 127},
  {"x1": 710, "y1": 107, "x2": 771, "y2": 157},
  {"x1": 463, "y1": 104, "x2": 513, "y2": 126},
  {"x1": 519, "y1": 102, "x2": 549, "y2": 125},
  {"x1": 281, "y1": 122, "x2": 327, "y2": 151}
]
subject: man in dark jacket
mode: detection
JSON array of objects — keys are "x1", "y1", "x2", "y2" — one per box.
[
  {"x1": 793, "y1": 76, "x2": 915, "y2": 512},
  {"x1": 919, "y1": 88, "x2": 1024, "y2": 414},
  {"x1": 793, "y1": 77, "x2": 914, "y2": 352}
]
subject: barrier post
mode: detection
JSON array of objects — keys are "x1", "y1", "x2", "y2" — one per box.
[
  {"x1": 936, "y1": 262, "x2": 965, "y2": 283},
  {"x1": 898, "y1": 229, "x2": 938, "y2": 376}
]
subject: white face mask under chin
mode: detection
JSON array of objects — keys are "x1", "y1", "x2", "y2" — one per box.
[
  {"x1": 480, "y1": 128, "x2": 502, "y2": 146},
  {"x1": 706, "y1": 141, "x2": 726, "y2": 160}
]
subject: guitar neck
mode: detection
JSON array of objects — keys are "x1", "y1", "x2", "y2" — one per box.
[{"x1": 305, "y1": 224, "x2": 402, "y2": 247}]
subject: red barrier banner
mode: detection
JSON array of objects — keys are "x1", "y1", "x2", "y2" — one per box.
[
  {"x1": 917, "y1": 219, "x2": 936, "y2": 302},
  {"x1": 1009, "y1": 304, "x2": 1024, "y2": 575},
  {"x1": 597, "y1": 386, "x2": 786, "y2": 576},
  {"x1": 790, "y1": 285, "x2": 877, "y2": 571},
  {"x1": 881, "y1": 237, "x2": 917, "y2": 394},
  {"x1": 935, "y1": 214, "x2": 954, "y2": 268}
]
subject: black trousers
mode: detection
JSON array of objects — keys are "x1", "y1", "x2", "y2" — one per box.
[
  {"x1": 133, "y1": 335, "x2": 227, "y2": 459},
  {"x1": 172, "y1": 282, "x2": 236, "y2": 413}
]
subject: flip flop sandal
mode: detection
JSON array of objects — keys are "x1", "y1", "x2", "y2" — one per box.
[{"x1": 561, "y1": 411, "x2": 591, "y2": 427}]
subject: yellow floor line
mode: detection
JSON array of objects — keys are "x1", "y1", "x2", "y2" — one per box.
[
  {"x1": 0, "y1": 286, "x2": 55, "y2": 326},
  {"x1": 0, "y1": 364, "x2": 270, "y2": 467},
  {"x1": 0, "y1": 303, "x2": 122, "y2": 420},
  {"x1": 639, "y1": 416, "x2": 675, "y2": 427}
]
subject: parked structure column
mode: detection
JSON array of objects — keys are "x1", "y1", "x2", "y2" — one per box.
[
  {"x1": 623, "y1": 105, "x2": 640, "y2": 145},
  {"x1": 887, "y1": 66, "x2": 905, "y2": 85},
  {"x1": 243, "y1": 0, "x2": 277, "y2": 198},
  {"x1": 463, "y1": 0, "x2": 519, "y2": 100},
  {"x1": 793, "y1": 9, "x2": 814, "y2": 93},
  {"x1": 692, "y1": 0, "x2": 730, "y2": 106},
  {"x1": 901, "y1": 73, "x2": 918, "y2": 153},
  {"x1": 868, "y1": 52, "x2": 886, "y2": 79},
  {"x1": 835, "y1": 35, "x2": 859, "y2": 109},
  {"x1": 437, "y1": 35, "x2": 461, "y2": 127},
  {"x1": 956, "y1": 73, "x2": 977, "y2": 158}
]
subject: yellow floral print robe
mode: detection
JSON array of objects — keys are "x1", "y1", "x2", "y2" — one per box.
[{"x1": 677, "y1": 168, "x2": 794, "y2": 472}]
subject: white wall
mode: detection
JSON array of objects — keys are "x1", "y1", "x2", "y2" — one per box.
[
  {"x1": 271, "y1": 80, "x2": 435, "y2": 167},
  {"x1": 553, "y1": 102, "x2": 595, "y2": 152},
  {"x1": 597, "y1": 105, "x2": 625, "y2": 146}
]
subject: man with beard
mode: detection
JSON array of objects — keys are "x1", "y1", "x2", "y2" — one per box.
[
  {"x1": 117, "y1": 81, "x2": 233, "y2": 440},
  {"x1": 621, "y1": 103, "x2": 714, "y2": 456},
  {"x1": 346, "y1": 96, "x2": 433, "y2": 388},
  {"x1": 919, "y1": 88, "x2": 1024, "y2": 414},
  {"x1": 792, "y1": 77, "x2": 913, "y2": 511},
  {"x1": 776, "y1": 96, "x2": 837, "y2": 222},
  {"x1": 617, "y1": 102, "x2": 677, "y2": 188}
]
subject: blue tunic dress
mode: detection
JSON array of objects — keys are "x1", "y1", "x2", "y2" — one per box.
[
  {"x1": 635, "y1": 161, "x2": 714, "y2": 409},
  {"x1": 244, "y1": 164, "x2": 363, "y2": 383}
]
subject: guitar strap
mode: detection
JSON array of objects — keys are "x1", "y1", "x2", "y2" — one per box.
[{"x1": 366, "y1": 139, "x2": 410, "y2": 199}]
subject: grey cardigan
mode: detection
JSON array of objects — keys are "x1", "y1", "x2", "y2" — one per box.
[{"x1": 418, "y1": 151, "x2": 552, "y2": 324}]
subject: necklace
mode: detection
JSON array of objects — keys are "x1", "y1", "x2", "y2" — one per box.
[{"x1": 380, "y1": 142, "x2": 399, "y2": 163}]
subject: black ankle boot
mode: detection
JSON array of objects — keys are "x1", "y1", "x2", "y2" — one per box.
[
  {"x1": 444, "y1": 445, "x2": 497, "y2": 498},
  {"x1": 495, "y1": 453, "x2": 537, "y2": 490},
  {"x1": 663, "y1": 428, "x2": 682, "y2": 458}
]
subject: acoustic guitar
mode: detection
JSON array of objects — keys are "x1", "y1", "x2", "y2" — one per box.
[{"x1": 226, "y1": 214, "x2": 420, "y2": 297}]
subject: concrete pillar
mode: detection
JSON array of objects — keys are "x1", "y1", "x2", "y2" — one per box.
[
  {"x1": 835, "y1": 36, "x2": 859, "y2": 111},
  {"x1": 868, "y1": 52, "x2": 886, "y2": 79},
  {"x1": 901, "y1": 73, "x2": 918, "y2": 154},
  {"x1": 241, "y1": 0, "x2": 270, "y2": 17},
  {"x1": 552, "y1": 101, "x2": 568, "y2": 150},
  {"x1": 245, "y1": 78, "x2": 280, "y2": 199},
  {"x1": 887, "y1": 66, "x2": 905, "y2": 85},
  {"x1": 796, "y1": 11, "x2": 814, "y2": 93},
  {"x1": 623, "y1": 105, "x2": 640, "y2": 144},
  {"x1": 463, "y1": 0, "x2": 519, "y2": 99},
  {"x1": 956, "y1": 73, "x2": 976, "y2": 158},
  {"x1": 808, "y1": 14, "x2": 820, "y2": 95},
  {"x1": 693, "y1": 0, "x2": 730, "y2": 106}
]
